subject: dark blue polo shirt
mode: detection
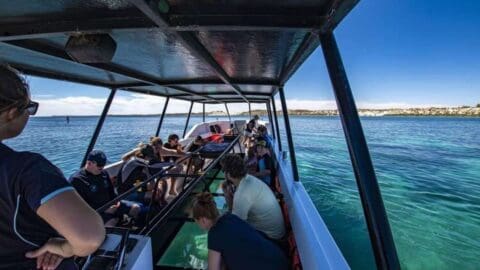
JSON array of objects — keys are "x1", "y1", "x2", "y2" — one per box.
[
  {"x1": 0, "y1": 142, "x2": 75, "y2": 268},
  {"x1": 69, "y1": 169, "x2": 115, "y2": 210},
  {"x1": 208, "y1": 213, "x2": 288, "y2": 270}
]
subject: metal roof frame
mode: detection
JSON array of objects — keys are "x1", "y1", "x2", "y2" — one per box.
[
  {"x1": 0, "y1": 1, "x2": 403, "y2": 269},
  {"x1": 0, "y1": 0, "x2": 358, "y2": 103}
]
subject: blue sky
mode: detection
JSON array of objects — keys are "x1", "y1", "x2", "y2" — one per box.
[
  {"x1": 287, "y1": 0, "x2": 480, "y2": 105},
  {"x1": 26, "y1": 0, "x2": 480, "y2": 115}
]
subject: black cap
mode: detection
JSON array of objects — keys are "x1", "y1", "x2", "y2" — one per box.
[{"x1": 87, "y1": 150, "x2": 107, "y2": 167}]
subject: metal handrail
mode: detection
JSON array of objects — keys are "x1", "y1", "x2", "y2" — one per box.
[
  {"x1": 142, "y1": 135, "x2": 241, "y2": 235},
  {"x1": 95, "y1": 147, "x2": 202, "y2": 213}
]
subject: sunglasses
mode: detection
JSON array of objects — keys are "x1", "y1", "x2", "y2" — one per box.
[
  {"x1": 0, "y1": 100, "x2": 39, "y2": 115},
  {"x1": 22, "y1": 101, "x2": 39, "y2": 115}
]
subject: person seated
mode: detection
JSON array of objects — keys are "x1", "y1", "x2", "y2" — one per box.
[
  {"x1": 249, "y1": 114, "x2": 260, "y2": 130},
  {"x1": 188, "y1": 135, "x2": 206, "y2": 152},
  {"x1": 251, "y1": 140, "x2": 274, "y2": 187},
  {"x1": 221, "y1": 154, "x2": 285, "y2": 241},
  {"x1": 192, "y1": 192, "x2": 288, "y2": 270},
  {"x1": 245, "y1": 146, "x2": 258, "y2": 175},
  {"x1": 225, "y1": 127, "x2": 234, "y2": 136},
  {"x1": 243, "y1": 121, "x2": 256, "y2": 148},
  {"x1": 255, "y1": 125, "x2": 272, "y2": 148},
  {"x1": 187, "y1": 136, "x2": 206, "y2": 175},
  {"x1": 163, "y1": 134, "x2": 185, "y2": 162},
  {"x1": 149, "y1": 137, "x2": 186, "y2": 197},
  {"x1": 70, "y1": 150, "x2": 142, "y2": 227},
  {"x1": 0, "y1": 66, "x2": 104, "y2": 269},
  {"x1": 118, "y1": 144, "x2": 164, "y2": 203}
]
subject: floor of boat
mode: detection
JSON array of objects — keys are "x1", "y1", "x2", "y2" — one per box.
[{"x1": 152, "y1": 170, "x2": 227, "y2": 270}]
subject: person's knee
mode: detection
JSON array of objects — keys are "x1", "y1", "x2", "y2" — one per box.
[{"x1": 129, "y1": 204, "x2": 141, "y2": 217}]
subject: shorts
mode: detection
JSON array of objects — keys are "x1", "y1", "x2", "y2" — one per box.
[{"x1": 124, "y1": 191, "x2": 147, "y2": 203}]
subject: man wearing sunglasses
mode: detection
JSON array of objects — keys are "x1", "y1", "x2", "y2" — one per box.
[
  {"x1": 70, "y1": 150, "x2": 143, "y2": 227},
  {"x1": 0, "y1": 66, "x2": 105, "y2": 269}
]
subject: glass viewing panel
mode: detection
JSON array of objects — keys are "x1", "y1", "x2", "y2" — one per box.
[{"x1": 157, "y1": 179, "x2": 227, "y2": 269}]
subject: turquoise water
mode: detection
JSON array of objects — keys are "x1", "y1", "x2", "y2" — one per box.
[{"x1": 4, "y1": 116, "x2": 480, "y2": 269}]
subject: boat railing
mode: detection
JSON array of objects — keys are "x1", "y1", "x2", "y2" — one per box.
[
  {"x1": 95, "y1": 147, "x2": 202, "y2": 214},
  {"x1": 94, "y1": 135, "x2": 242, "y2": 235},
  {"x1": 141, "y1": 135, "x2": 241, "y2": 235}
]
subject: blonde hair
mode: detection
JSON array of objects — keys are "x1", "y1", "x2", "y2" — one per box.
[{"x1": 150, "y1": 136, "x2": 163, "y2": 146}]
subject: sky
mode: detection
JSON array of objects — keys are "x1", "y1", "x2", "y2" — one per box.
[{"x1": 23, "y1": 0, "x2": 480, "y2": 116}]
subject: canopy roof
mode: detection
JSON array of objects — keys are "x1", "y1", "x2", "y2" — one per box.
[{"x1": 0, "y1": 0, "x2": 358, "y2": 103}]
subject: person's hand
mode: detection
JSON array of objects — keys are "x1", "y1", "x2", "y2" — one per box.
[
  {"x1": 31, "y1": 251, "x2": 63, "y2": 270},
  {"x1": 25, "y1": 238, "x2": 74, "y2": 266},
  {"x1": 110, "y1": 175, "x2": 117, "y2": 186},
  {"x1": 105, "y1": 202, "x2": 120, "y2": 214}
]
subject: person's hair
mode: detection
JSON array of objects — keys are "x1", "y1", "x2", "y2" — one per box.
[
  {"x1": 247, "y1": 146, "x2": 256, "y2": 159},
  {"x1": 221, "y1": 154, "x2": 247, "y2": 179},
  {"x1": 168, "y1": 134, "x2": 179, "y2": 142},
  {"x1": 0, "y1": 65, "x2": 30, "y2": 112},
  {"x1": 192, "y1": 192, "x2": 219, "y2": 220},
  {"x1": 257, "y1": 125, "x2": 267, "y2": 133},
  {"x1": 135, "y1": 143, "x2": 155, "y2": 159},
  {"x1": 150, "y1": 136, "x2": 163, "y2": 146}
]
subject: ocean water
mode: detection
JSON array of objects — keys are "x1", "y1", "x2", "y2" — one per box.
[{"x1": 4, "y1": 116, "x2": 480, "y2": 270}]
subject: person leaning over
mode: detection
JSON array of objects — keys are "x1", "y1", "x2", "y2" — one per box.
[
  {"x1": 0, "y1": 66, "x2": 105, "y2": 269},
  {"x1": 69, "y1": 150, "x2": 142, "y2": 227},
  {"x1": 221, "y1": 154, "x2": 285, "y2": 241},
  {"x1": 192, "y1": 192, "x2": 288, "y2": 270},
  {"x1": 163, "y1": 134, "x2": 185, "y2": 162}
]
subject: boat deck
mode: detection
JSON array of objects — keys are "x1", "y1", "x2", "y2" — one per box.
[{"x1": 155, "y1": 172, "x2": 227, "y2": 269}]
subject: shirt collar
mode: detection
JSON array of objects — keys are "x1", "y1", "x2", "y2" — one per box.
[{"x1": 0, "y1": 142, "x2": 13, "y2": 153}]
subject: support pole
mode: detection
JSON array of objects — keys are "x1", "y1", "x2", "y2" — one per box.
[
  {"x1": 278, "y1": 87, "x2": 299, "y2": 181},
  {"x1": 81, "y1": 88, "x2": 116, "y2": 167},
  {"x1": 248, "y1": 102, "x2": 252, "y2": 119},
  {"x1": 155, "y1": 97, "x2": 169, "y2": 136},
  {"x1": 266, "y1": 101, "x2": 275, "y2": 139},
  {"x1": 202, "y1": 103, "x2": 206, "y2": 122},
  {"x1": 225, "y1": 103, "x2": 232, "y2": 123},
  {"x1": 271, "y1": 97, "x2": 282, "y2": 151},
  {"x1": 320, "y1": 32, "x2": 400, "y2": 270},
  {"x1": 183, "y1": 101, "x2": 194, "y2": 138}
]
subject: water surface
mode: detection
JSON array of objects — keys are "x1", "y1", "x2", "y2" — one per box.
[{"x1": 5, "y1": 116, "x2": 480, "y2": 269}]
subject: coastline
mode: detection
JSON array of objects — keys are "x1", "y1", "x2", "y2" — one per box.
[{"x1": 39, "y1": 106, "x2": 480, "y2": 118}]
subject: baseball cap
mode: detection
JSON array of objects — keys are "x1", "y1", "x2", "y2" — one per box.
[
  {"x1": 257, "y1": 140, "x2": 267, "y2": 147},
  {"x1": 87, "y1": 150, "x2": 107, "y2": 167}
]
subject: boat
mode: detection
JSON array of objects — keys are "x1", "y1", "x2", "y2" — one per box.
[{"x1": 0, "y1": 0, "x2": 400, "y2": 269}]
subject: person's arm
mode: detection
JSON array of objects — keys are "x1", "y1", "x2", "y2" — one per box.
[
  {"x1": 160, "y1": 146, "x2": 184, "y2": 157},
  {"x1": 35, "y1": 190, "x2": 105, "y2": 257},
  {"x1": 251, "y1": 158, "x2": 270, "y2": 178},
  {"x1": 208, "y1": 249, "x2": 222, "y2": 270},
  {"x1": 121, "y1": 148, "x2": 138, "y2": 161},
  {"x1": 20, "y1": 156, "x2": 105, "y2": 259},
  {"x1": 221, "y1": 181, "x2": 234, "y2": 211}
]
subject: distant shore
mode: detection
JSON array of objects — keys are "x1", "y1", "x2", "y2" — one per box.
[
  {"x1": 42, "y1": 106, "x2": 480, "y2": 117},
  {"x1": 261, "y1": 106, "x2": 480, "y2": 117}
]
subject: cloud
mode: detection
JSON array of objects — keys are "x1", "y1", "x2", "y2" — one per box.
[{"x1": 34, "y1": 95, "x2": 447, "y2": 116}]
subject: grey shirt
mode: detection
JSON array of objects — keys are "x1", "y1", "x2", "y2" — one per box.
[{"x1": 232, "y1": 174, "x2": 285, "y2": 239}]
